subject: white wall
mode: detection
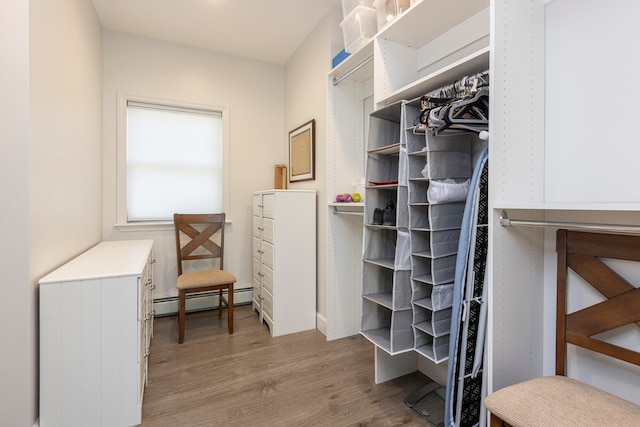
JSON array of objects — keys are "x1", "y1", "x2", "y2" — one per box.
[
  {"x1": 284, "y1": 6, "x2": 340, "y2": 333},
  {"x1": 0, "y1": 0, "x2": 103, "y2": 425},
  {"x1": 1, "y1": 2, "x2": 31, "y2": 425},
  {"x1": 102, "y1": 30, "x2": 285, "y2": 302}
]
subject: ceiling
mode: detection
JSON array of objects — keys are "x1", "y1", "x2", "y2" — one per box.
[{"x1": 91, "y1": 0, "x2": 339, "y2": 65}]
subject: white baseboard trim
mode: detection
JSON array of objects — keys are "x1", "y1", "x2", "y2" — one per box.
[
  {"x1": 316, "y1": 313, "x2": 327, "y2": 337},
  {"x1": 153, "y1": 288, "x2": 253, "y2": 317}
]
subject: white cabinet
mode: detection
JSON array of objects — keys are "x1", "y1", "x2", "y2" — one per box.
[
  {"x1": 39, "y1": 239, "x2": 155, "y2": 427},
  {"x1": 490, "y1": 0, "x2": 640, "y2": 405},
  {"x1": 252, "y1": 190, "x2": 316, "y2": 337}
]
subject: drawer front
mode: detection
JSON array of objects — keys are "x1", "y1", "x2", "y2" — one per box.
[
  {"x1": 252, "y1": 257, "x2": 261, "y2": 282},
  {"x1": 252, "y1": 194, "x2": 262, "y2": 216},
  {"x1": 252, "y1": 277, "x2": 261, "y2": 303},
  {"x1": 262, "y1": 241, "x2": 274, "y2": 270},
  {"x1": 252, "y1": 215, "x2": 262, "y2": 238},
  {"x1": 137, "y1": 276, "x2": 143, "y2": 321},
  {"x1": 263, "y1": 218, "x2": 274, "y2": 244},
  {"x1": 263, "y1": 289, "x2": 273, "y2": 318},
  {"x1": 252, "y1": 236, "x2": 262, "y2": 260},
  {"x1": 262, "y1": 193, "x2": 275, "y2": 218},
  {"x1": 263, "y1": 265, "x2": 274, "y2": 295}
]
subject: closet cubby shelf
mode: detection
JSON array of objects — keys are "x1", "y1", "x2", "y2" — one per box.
[
  {"x1": 378, "y1": 0, "x2": 489, "y2": 48},
  {"x1": 363, "y1": 258, "x2": 396, "y2": 269},
  {"x1": 367, "y1": 143, "x2": 401, "y2": 155},
  {"x1": 413, "y1": 296, "x2": 454, "y2": 312},
  {"x1": 379, "y1": 47, "x2": 490, "y2": 107}
]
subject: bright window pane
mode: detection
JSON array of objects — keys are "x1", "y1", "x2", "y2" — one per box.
[{"x1": 126, "y1": 104, "x2": 222, "y2": 221}]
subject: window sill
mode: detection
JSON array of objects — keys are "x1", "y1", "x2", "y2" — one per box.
[
  {"x1": 114, "y1": 219, "x2": 232, "y2": 232},
  {"x1": 114, "y1": 222, "x2": 174, "y2": 232}
]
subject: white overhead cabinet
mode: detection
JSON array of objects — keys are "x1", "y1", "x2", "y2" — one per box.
[
  {"x1": 252, "y1": 190, "x2": 317, "y2": 337},
  {"x1": 39, "y1": 239, "x2": 155, "y2": 427}
]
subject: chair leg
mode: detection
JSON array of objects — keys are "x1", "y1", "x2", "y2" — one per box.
[
  {"x1": 178, "y1": 290, "x2": 186, "y2": 344},
  {"x1": 218, "y1": 289, "x2": 223, "y2": 317},
  {"x1": 228, "y1": 284, "x2": 234, "y2": 334}
]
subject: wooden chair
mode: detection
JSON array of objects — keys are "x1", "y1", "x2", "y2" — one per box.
[
  {"x1": 174, "y1": 213, "x2": 236, "y2": 344},
  {"x1": 484, "y1": 229, "x2": 640, "y2": 426}
]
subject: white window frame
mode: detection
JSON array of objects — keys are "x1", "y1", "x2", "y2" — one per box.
[{"x1": 115, "y1": 93, "x2": 230, "y2": 229}]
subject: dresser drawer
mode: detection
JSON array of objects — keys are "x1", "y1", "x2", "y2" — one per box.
[
  {"x1": 252, "y1": 236, "x2": 261, "y2": 260},
  {"x1": 252, "y1": 278, "x2": 261, "y2": 302},
  {"x1": 252, "y1": 257, "x2": 261, "y2": 282},
  {"x1": 263, "y1": 218, "x2": 274, "y2": 244},
  {"x1": 262, "y1": 193, "x2": 274, "y2": 218},
  {"x1": 263, "y1": 265, "x2": 274, "y2": 294},
  {"x1": 252, "y1": 194, "x2": 262, "y2": 216},
  {"x1": 263, "y1": 289, "x2": 273, "y2": 318},
  {"x1": 262, "y1": 241, "x2": 274, "y2": 269},
  {"x1": 252, "y1": 215, "x2": 261, "y2": 238}
]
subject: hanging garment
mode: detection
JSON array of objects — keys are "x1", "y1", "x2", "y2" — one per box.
[{"x1": 444, "y1": 148, "x2": 489, "y2": 427}]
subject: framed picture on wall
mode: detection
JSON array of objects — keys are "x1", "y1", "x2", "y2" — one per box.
[{"x1": 288, "y1": 119, "x2": 315, "y2": 182}]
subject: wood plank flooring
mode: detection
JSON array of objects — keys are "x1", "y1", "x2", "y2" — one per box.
[{"x1": 141, "y1": 304, "x2": 434, "y2": 426}]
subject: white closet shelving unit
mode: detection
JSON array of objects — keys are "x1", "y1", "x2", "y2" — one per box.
[
  {"x1": 325, "y1": 37, "x2": 373, "y2": 341},
  {"x1": 490, "y1": 0, "x2": 640, "y2": 405},
  {"x1": 328, "y1": 0, "x2": 490, "y2": 384},
  {"x1": 328, "y1": 0, "x2": 640, "y2": 413}
]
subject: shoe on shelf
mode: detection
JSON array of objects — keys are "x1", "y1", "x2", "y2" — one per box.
[
  {"x1": 372, "y1": 208, "x2": 383, "y2": 225},
  {"x1": 383, "y1": 200, "x2": 396, "y2": 226}
]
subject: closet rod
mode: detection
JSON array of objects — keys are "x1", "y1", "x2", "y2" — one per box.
[
  {"x1": 332, "y1": 206, "x2": 364, "y2": 216},
  {"x1": 332, "y1": 56, "x2": 373, "y2": 86},
  {"x1": 499, "y1": 210, "x2": 640, "y2": 234}
]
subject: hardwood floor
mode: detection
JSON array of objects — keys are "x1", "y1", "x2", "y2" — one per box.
[{"x1": 141, "y1": 304, "x2": 435, "y2": 426}]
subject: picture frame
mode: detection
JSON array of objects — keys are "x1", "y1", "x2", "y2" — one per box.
[{"x1": 288, "y1": 119, "x2": 315, "y2": 182}]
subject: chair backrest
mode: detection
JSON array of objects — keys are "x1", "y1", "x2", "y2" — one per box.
[
  {"x1": 556, "y1": 229, "x2": 640, "y2": 376},
  {"x1": 174, "y1": 213, "x2": 226, "y2": 276}
]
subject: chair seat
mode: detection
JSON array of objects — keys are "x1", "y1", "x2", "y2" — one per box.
[
  {"x1": 484, "y1": 375, "x2": 640, "y2": 427},
  {"x1": 177, "y1": 270, "x2": 237, "y2": 290}
]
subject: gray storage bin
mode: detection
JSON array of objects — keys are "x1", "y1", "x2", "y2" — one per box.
[
  {"x1": 411, "y1": 253, "x2": 457, "y2": 285},
  {"x1": 361, "y1": 299, "x2": 414, "y2": 355},
  {"x1": 363, "y1": 227, "x2": 399, "y2": 267},
  {"x1": 414, "y1": 328, "x2": 451, "y2": 363},
  {"x1": 362, "y1": 261, "x2": 412, "y2": 311},
  {"x1": 410, "y1": 228, "x2": 461, "y2": 258},
  {"x1": 409, "y1": 202, "x2": 465, "y2": 231},
  {"x1": 412, "y1": 281, "x2": 455, "y2": 311},
  {"x1": 413, "y1": 306, "x2": 452, "y2": 337}
]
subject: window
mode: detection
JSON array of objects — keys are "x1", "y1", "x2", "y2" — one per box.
[{"x1": 117, "y1": 95, "x2": 229, "y2": 224}]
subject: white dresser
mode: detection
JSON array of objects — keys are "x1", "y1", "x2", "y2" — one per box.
[
  {"x1": 252, "y1": 190, "x2": 316, "y2": 337},
  {"x1": 39, "y1": 239, "x2": 155, "y2": 427}
]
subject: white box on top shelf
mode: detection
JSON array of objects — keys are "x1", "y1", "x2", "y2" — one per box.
[
  {"x1": 340, "y1": 6, "x2": 378, "y2": 53},
  {"x1": 373, "y1": 0, "x2": 412, "y2": 30},
  {"x1": 342, "y1": 0, "x2": 375, "y2": 18}
]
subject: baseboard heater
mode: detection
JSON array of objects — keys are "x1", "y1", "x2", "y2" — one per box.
[{"x1": 153, "y1": 288, "x2": 253, "y2": 317}]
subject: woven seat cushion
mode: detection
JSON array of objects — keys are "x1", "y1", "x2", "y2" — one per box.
[
  {"x1": 177, "y1": 270, "x2": 237, "y2": 290},
  {"x1": 484, "y1": 375, "x2": 640, "y2": 427}
]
